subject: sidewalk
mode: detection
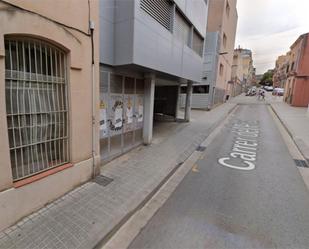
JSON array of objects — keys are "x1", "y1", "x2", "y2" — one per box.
[
  {"x1": 0, "y1": 103, "x2": 236, "y2": 249},
  {"x1": 270, "y1": 102, "x2": 309, "y2": 163}
]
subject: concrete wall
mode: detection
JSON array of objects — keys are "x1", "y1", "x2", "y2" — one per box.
[
  {"x1": 100, "y1": 0, "x2": 207, "y2": 83},
  {"x1": 0, "y1": 0, "x2": 100, "y2": 231}
]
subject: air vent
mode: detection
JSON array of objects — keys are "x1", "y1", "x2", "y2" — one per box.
[{"x1": 140, "y1": 0, "x2": 173, "y2": 31}]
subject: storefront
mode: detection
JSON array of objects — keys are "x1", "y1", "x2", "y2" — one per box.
[{"x1": 99, "y1": 69, "x2": 145, "y2": 162}]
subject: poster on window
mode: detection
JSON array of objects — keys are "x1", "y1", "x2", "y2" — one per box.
[
  {"x1": 114, "y1": 105, "x2": 123, "y2": 129},
  {"x1": 100, "y1": 100, "x2": 108, "y2": 137},
  {"x1": 109, "y1": 95, "x2": 123, "y2": 136},
  {"x1": 138, "y1": 101, "x2": 143, "y2": 122},
  {"x1": 126, "y1": 97, "x2": 133, "y2": 124}
]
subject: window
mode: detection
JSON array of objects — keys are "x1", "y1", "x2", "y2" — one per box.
[
  {"x1": 5, "y1": 38, "x2": 69, "y2": 181},
  {"x1": 192, "y1": 30, "x2": 204, "y2": 57},
  {"x1": 226, "y1": 1, "x2": 230, "y2": 17},
  {"x1": 174, "y1": 10, "x2": 191, "y2": 46},
  {"x1": 193, "y1": 85, "x2": 209, "y2": 94},
  {"x1": 140, "y1": 0, "x2": 173, "y2": 31},
  {"x1": 219, "y1": 63, "x2": 224, "y2": 76},
  {"x1": 223, "y1": 33, "x2": 227, "y2": 48}
]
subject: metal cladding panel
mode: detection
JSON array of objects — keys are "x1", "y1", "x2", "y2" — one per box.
[
  {"x1": 179, "y1": 93, "x2": 209, "y2": 109},
  {"x1": 174, "y1": 0, "x2": 208, "y2": 37}
]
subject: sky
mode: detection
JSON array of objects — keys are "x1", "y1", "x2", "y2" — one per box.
[{"x1": 235, "y1": 0, "x2": 309, "y2": 75}]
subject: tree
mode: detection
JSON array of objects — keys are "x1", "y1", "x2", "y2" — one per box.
[{"x1": 259, "y1": 70, "x2": 274, "y2": 86}]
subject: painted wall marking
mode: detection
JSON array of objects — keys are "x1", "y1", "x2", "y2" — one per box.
[{"x1": 218, "y1": 121, "x2": 259, "y2": 170}]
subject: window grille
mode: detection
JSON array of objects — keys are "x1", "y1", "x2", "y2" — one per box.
[
  {"x1": 4, "y1": 38, "x2": 69, "y2": 181},
  {"x1": 140, "y1": 0, "x2": 173, "y2": 31},
  {"x1": 192, "y1": 30, "x2": 204, "y2": 56},
  {"x1": 174, "y1": 10, "x2": 191, "y2": 46}
]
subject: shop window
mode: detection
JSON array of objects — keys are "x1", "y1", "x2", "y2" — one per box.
[
  {"x1": 193, "y1": 85, "x2": 210, "y2": 94},
  {"x1": 5, "y1": 37, "x2": 69, "y2": 181}
]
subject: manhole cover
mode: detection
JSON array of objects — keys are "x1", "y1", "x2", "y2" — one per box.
[
  {"x1": 94, "y1": 175, "x2": 114, "y2": 186},
  {"x1": 196, "y1": 145, "x2": 206, "y2": 152},
  {"x1": 294, "y1": 159, "x2": 308, "y2": 168}
]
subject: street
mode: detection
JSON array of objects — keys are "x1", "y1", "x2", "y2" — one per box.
[{"x1": 128, "y1": 100, "x2": 309, "y2": 249}]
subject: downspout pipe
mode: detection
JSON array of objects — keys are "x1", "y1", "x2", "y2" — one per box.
[{"x1": 89, "y1": 20, "x2": 97, "y2": 178}]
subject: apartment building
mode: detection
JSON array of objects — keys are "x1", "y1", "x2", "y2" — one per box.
[
  {"x1": 185, "y1": 0, "x2": 237, "y2": 109},
  {"x1": 0, "y1": 0, "x2": 99, "y2": 231},
  {"x1": 230, "y1": 48, "x2": 255, "y2": 96},
  {"x1": 273, "y1": 54, "x2": 289, "y2": 88},
  {"x1": 100, "y1": 0, "x2": 208, "y2": 161},
  {"x1": 284, "y1": 33, "x2": 309, "y2": 107},
  {"x1": 207, "y1": 0, "x2": 238, "y2": 106}
]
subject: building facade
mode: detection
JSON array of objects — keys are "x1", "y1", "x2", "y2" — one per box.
[
  {"x1": 100, "y1": 0, "x2": 208, "y2": 161},
  {"x1": 186, "y1": 0, "x2": 238, "y2": 109},
  {"x1": 206, "y1": 0, "x2": 238, "y2": 105},
  {"x1": 284, "y1": 33, "x2": 309, "y2": 107},
  {"x1": 273, "y1": 54, "x2": 289, "y2": 88},
  {"x1": 0, "y1": 0, "x2": 100, "y2": 231},
  {"x1": 230, "y1": 48, "x2": 255, "y2": 96}
]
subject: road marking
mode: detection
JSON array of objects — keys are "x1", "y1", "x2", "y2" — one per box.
[{"x1": 218, "y1": 121, "x2": 259, "y2": 170}]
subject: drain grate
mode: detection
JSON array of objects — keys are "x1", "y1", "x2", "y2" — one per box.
[
  {"x1": 94, "y1": 175, "x2": 114, "y2": 186},
  {"x1": 196, "y1": 145, "x2": 206, "y2": 152},
  {"x1": 294, "y1": 159, "x2": 309, "y2": 168}
]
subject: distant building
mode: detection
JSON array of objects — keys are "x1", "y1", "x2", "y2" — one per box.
[
  {"x1": 230, "y1": 48, "x2": 255, "y2": 96},
  {"x1": 284, "y1": 33, "x2": 309, "y2": 107},
  {"x1": 183, "y1": 0, "x2": 238, "y2": 109},
  {"x1": 273, "y1": 54, "x2": 289, "y2": 88}
]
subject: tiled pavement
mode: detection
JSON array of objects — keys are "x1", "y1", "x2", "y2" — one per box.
[
  {"x1": 271, "y1": 102, "x2": 309, "y2": 162},
  {"x1": 0, "y1": 103, "x2": 236, "y2": 249}
]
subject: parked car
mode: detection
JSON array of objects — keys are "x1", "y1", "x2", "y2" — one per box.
[
  {"x1": 264, "y1": 86, "x2": 274, "y2": 92},
  {"x1": 246, "y1": 87, "x2": 257, "y2": 96},
  {"x1": 272, "y1": 88, "x2": 284, "y2": 96}
]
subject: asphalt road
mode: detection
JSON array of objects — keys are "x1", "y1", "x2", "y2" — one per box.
[{"x1": 128, "y1": 103, "x2": 309, "y2": 249}]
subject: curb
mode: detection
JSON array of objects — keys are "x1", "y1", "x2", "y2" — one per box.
[
  {"x1": 270, "y1": 104, "x2": 309, "y2": 165},
  {"x1": 94, "y1": 103, "x2": 238, "y2": 249}
]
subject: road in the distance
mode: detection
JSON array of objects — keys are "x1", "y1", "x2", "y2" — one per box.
[{"x1": 128, "y1": 103, "x2": 309, "y2": 249}]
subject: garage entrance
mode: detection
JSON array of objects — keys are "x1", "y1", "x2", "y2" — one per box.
[{"x1": 154, "y1": 86, "x2": 179, "y2": 121}]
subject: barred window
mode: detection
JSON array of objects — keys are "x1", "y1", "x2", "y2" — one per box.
[
  {"x1": 140, "y1": 0, "x2": 173, "y2": 31},
  {"x1": 192, "y1": 30, "x2": 204, "y2": 56},
  {"x1": 4, "y1": 38, "x2": 69, "y2": 181},
  {"x1": 174, "y1": 10, "x2": 191, "y2": 46}
]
